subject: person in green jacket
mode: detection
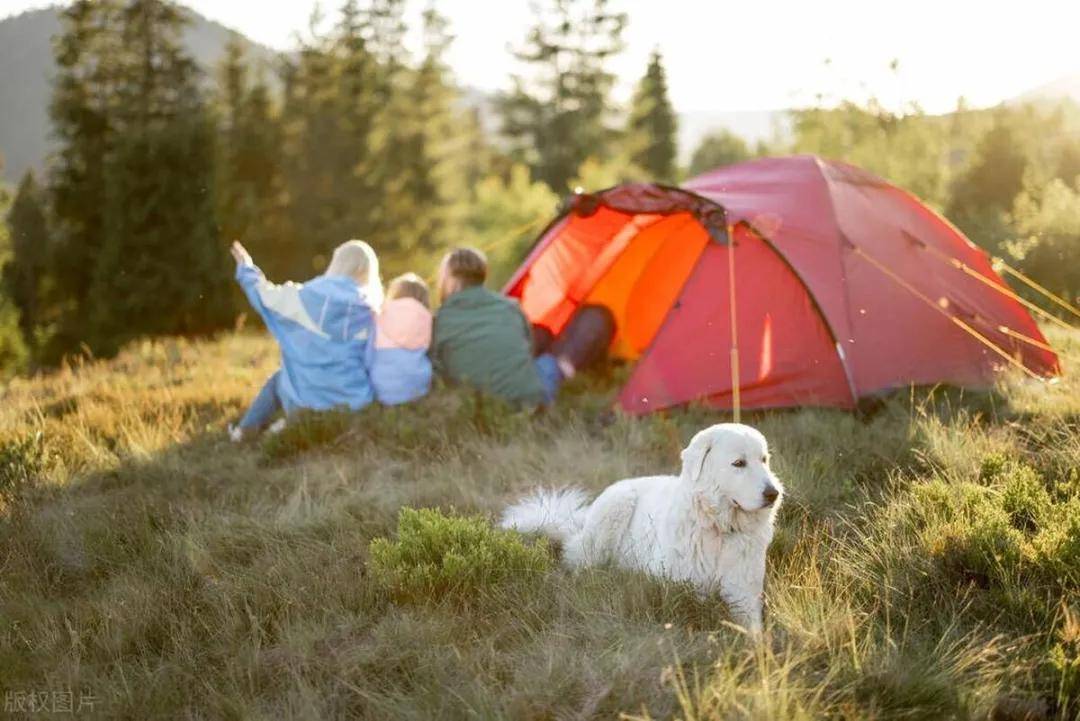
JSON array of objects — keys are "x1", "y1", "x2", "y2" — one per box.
[{"x1": 432, "y1": 247, "x2": 562, "y2": 406}]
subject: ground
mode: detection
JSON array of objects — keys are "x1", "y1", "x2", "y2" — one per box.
[{"x1": 1, "y1": 326, "x2": 1078, "y2": 720}]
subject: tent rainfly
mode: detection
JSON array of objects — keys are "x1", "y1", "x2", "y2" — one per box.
[{"x1": 504, "y1": 155, "x2": 1060, "y2": 414}]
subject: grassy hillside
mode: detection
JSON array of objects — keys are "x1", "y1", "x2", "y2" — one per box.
[{"x1": 1, "y1": 328, "x2": 1078, "y2": 719}]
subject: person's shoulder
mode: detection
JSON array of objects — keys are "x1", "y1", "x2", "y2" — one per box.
[
  {"x1": 483, "y1": 288, "x2": 520, "y2": 308},
  {"x1": 305, "y1": 274, "x2": 366, "y2": 300}
]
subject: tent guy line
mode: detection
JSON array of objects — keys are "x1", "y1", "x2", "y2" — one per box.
[
  {"x1": 995, "y1": 261, "x2": 1080, "y2": 322},
  {"x1": 915, "y1": 235, "x2": 1074, "y2": 333},
  {"x1": 850, "y1": 246, "x2": 1043, "y2": 382}
]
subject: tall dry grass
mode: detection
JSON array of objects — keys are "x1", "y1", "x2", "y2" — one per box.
[{"x1": 0, "y1": 326, "x2": 1077, "y2": 719}]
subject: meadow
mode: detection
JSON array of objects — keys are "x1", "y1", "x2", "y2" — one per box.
[{"x1": 1, "y1": 326, "x2": 1077, "y2": 720}]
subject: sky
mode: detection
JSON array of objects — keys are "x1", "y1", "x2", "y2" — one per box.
[{"x1": 2, "y1": 0, "x2": 1079, "y2": 113}]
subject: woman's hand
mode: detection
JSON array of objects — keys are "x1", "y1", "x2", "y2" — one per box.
[{"x1": 230, "y1": 240, "x2": 252, "y2": 266}]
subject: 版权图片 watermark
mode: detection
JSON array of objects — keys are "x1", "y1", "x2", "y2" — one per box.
[{"x1": 4, "y1": 689, "x2": 98, "y2": 714}]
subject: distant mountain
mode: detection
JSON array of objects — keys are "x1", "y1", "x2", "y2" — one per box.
[
  {"x1": 0, "y1": 5, "x2": 279, "y2": 184},
  {"x1": 1013, "y1": 73, "x2": 1080, "y2": 105},
  {"x1": 3, "y1": 5, "x2": 1077, "y2": 185}
]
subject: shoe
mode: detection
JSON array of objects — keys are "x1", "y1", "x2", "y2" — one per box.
[
  {"x1": 267, "y1": 418, "x2": 287, "y2": 435},
  {"x1": 228, "y1": 424, "x2": 245, "y2": 443}
]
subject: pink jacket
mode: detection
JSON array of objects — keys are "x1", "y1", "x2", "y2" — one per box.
[
  {"x1": 371, "y1": 297, "x2": 433, "y2": 404},
  {"x1": 375, "y1": 297, "x2": 432, "y2": 351}
]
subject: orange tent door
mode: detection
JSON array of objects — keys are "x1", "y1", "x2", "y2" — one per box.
[{"x1": 514, "y1": 210, "x2": 710, "y2": 358}]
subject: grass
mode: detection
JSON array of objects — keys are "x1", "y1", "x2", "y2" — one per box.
[{"x1": 0, "y1": 326, "x2": 1077, "y2": 719}]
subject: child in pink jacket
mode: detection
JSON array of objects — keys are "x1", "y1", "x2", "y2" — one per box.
[{"x1": 370, "y1": 273, "x2": 434, "y2": 405}]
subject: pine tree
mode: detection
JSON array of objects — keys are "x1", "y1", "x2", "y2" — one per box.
[
  {"x1": 2, "y1": 170, "x2": 51, "y2": 352},
  {"x1": 372, "y1": 5, "x2": 468, "y2": 271},
  {"x1": 279, "y1": 0, "x2": 385, "y2": 275},
  {"x1": 361, "y1": 0, "x2": 407, "y2": 80},
  {"x1": 497, "y1": 0, "x2": 628, "y2": 192},
  {"x1": 84, "y1": 0, "x2": 231, "y2": 353},
  {"x1": 280, "y1": 41, "x2": 343, "y2": 273},
  {"x1": 336, "y1": 0, "x2": 390, "y2": 251},
  {"x1": 0, "y1": 167, "x2": 29, "y2": 376},
  {"x1": 215, "y1": 34, "x2": 291, "y2": 279},
  {"x1": 414, "y1": 6, "x2": 470, "y2": 245},
  {"x1": 627, "y1": 50, "x2": 677, "y2": 182},
  {"x1": 47, "y1": 0, "x2": 124, "y2": 358}
]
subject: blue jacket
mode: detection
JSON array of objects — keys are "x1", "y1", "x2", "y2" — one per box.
[
  {"x1": 371, "y1": 348, "x2": 432, "y2": 405},
  {"x1": 236, "y1": 262, "x2": 376, "y2": 414}
]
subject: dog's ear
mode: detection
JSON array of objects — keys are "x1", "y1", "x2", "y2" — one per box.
[{"x1": 680, "y1": 433, "x2": 711, "y2": 483}]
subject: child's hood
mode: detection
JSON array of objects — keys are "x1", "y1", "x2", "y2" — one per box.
[{"x1": 376, "y1": 297, "x2": 433, "y2": 350}]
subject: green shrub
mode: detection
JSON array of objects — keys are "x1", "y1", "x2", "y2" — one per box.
[
  {"x1": 910, "y1": 479, "x2": 993, "y2": 522},
  {"x1": 1000, "y1": 464, "x2": 1051, "y2": 532},
  {"x1": 1031, "y1": 498, "x2": 1080, "y2": 588},
  {"x1": 909, "y1": 481, "x2": 1018, "y2": 588},
  {"x1": 369, "y1": 507, "x2": 553, "y2": 605},
  {"x1": 909, "y1": 464, "x2": 1078, "y2": 596},
  {"x1": 0, "y1": 431, "x2": 49, "y2": 507},
  {"x1": 1047, "y1": 606, "x2": 1080, "y2": 718},
  {"x1": 939, "y1": 509, "x2": 1025, "y2": 588},
  {"x1": 978, "y1": 452, "x2": 1009, "y2": 483}
]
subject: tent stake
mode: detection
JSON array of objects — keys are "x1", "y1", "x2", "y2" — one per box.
[{"x1": 728, "y1": 224, "x2": 741, "y2": 423}]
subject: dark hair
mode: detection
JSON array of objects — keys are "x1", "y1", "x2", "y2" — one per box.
[
  {"x1": 387, "y1": 272, "x2": 430, "y2": 308},
  {"x1": 441, "y1": 247, "x2": 488, "y2": 287}
]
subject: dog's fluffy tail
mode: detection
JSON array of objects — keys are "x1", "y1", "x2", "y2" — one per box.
[{"x1": 500, "y1": 487, "x2": 590, "y2": 543}]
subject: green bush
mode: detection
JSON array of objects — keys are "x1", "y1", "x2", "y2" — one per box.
[
  {"x1": 369, "y1": 507, "x2": 553, "y2": 605},
  {"x1": 1031, "y1": 498, "x2": 1080, "y2": 588},
  {"x1": 1006, "y1": 177, "x2": 1080, "y2": 311},
  {"x1": 1047, "y1": 606, "x2": 1080, "y2": 717},
  {"x1": 910, "y1": 478, "x2": 1024, "y2": 588},
  {"x1": 909, "y1": 457, "x2": 1078, "y2": 594},
  {"x1": 1000, "y1": 464, "x2": 1051, "y2": 532},
  {"x1": 978, "y1": 452, "x2": 1009, "y2": 483},
  {"x1": 940, "y1": 508, "x2": 1025, "y2": 588}
]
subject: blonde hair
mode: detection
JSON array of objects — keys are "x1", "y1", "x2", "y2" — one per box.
[
  {"x1": 325, "y1": 239, "x2": 383, "y2": 308},
  {"x1": 387, "y1": 272, "x2": 431, "y2": 308}
]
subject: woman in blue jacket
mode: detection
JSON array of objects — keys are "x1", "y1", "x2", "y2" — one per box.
[{"x1": 229, "y1": 239, "x2": 381, "y2": 441}]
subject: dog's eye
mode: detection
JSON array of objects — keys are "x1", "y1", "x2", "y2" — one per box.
[
  {"x1": 732, "y1": 459, "x2": 747, "y2": 468},
  {"x1": 762, "y1": 456, "x2": 769, "y2": 465}
]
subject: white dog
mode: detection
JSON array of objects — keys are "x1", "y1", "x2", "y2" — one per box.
[{"x1": 501, "y1": 423, "x2": 783, "y2": 633}]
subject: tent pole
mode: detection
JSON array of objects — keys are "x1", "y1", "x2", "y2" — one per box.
[{"x1": 727, "y1": 224, "x2": 741, "y2": 423}]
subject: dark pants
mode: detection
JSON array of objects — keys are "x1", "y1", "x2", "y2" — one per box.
[
  {"x1": 530, "y1": 305, "x2": 617, "y2": 404},
  {"x1": 550, "y1": 305, "x2": 616, "y2": 371}
]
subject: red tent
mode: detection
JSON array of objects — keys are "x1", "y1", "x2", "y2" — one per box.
[{"x1": 504, "y1": 155, "x2": 1060, "y2": 413}]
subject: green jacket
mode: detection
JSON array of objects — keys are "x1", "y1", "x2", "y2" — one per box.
[{"x1": 432, "y1": 286, "x2": 545, "y2": 406}]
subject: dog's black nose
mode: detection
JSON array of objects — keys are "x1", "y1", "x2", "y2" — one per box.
[{"x1": 762, "y1": 486, "x2": 779, "y2": 505}]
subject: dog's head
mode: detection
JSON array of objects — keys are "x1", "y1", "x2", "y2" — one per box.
[{"x1": 680, "y1": 423, "x2": 783, "y2": 515}]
